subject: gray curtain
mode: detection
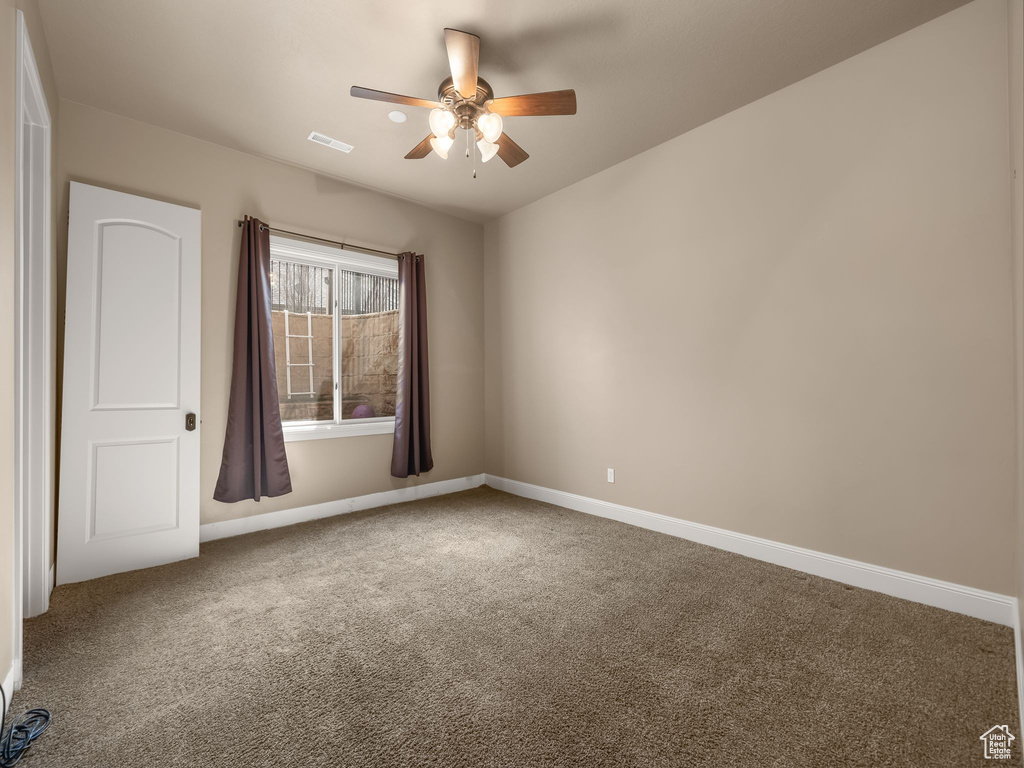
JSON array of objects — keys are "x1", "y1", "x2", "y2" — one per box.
[
  {"x1": 391, "y1": 252, "x2": 433, "y2": 478},
  {"x1": 214, "y1": 216, "x2": 293, "y2": 502}
]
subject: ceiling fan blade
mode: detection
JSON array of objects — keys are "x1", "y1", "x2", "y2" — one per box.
[
  {"x1": 444, "y1": 28, "x2": 480, "y2": 99},
  {"x1": 496, "y1": 133, "x2": 529, "y2": 168},
  {"x1": 350, "y1": 86, "x2": 439, "y2": 109},
  {"x1": 488, "y1": 90, "x2": 577, "y2": 117},
  {"x1": 405, "y1": 135, "x2": 435, "y2": 159}
]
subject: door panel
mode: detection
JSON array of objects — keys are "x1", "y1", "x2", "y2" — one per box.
[
  {"x1": 93, "y1": 222, "x2": 182, "y2": 409},
  {"x1": 90, "y1": 438, "x2": 178, "y2": 539},
  {"x1": 58, "y1": 182, "x2": 201, "y2": 585}
]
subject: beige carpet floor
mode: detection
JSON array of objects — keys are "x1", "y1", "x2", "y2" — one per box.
[{"x1": 13, "y1": 486, "x2": 1020, "y2": 767}]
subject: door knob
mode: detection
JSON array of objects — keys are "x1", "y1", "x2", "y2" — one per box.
[{"x1": 185, "y1": 413, "x2": 197, "y2": 431}]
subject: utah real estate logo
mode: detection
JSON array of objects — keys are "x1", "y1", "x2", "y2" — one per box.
[{"x1": 980, "y1": 725, "x2": 1015, "y2": 760}]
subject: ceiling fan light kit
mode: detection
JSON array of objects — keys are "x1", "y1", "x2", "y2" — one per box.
[
  {"x1": 429, "y1": 134, "x2": 454, "y2": 160},
  {"x1": 476, "y1": 112, "x2": 502, "y2": 143},
  {"x1": 351, "y1": 28, "x2": 577, "y2": 172},
  {"x1": 428, "y1": 107, "x2": 456, "y2": 139},
  {"x1": 477, "y1": 139, "x2": 499, "y2": 163}
]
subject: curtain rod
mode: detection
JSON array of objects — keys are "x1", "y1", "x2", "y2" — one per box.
[{"x1": 236, "y1": 220, "x2": 400, "y2": 259}]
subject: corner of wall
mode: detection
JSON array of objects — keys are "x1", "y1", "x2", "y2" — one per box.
[
  {"x1": 1005, "y1": 0, "x2": 1023, "y2": 739},
  {"x1": 482, "y1": 219, "x2": 504, "y2": 478}
]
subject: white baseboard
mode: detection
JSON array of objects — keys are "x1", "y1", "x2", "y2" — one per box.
[
  {"x1": 200, "y1": 474, "x2": 487, "y2": 543},
  {"x1": 485, "y1": 474, "x2": 1017, "y2": 627},
  {"x1": 2, "y1": 661, "x2": 16, "y2": 714}
]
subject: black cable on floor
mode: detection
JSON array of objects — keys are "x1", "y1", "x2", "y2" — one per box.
[{"x1": 0, "y1": 686, "x2": 50, "y2": 767}]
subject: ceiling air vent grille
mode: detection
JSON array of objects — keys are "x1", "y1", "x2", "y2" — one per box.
[{"x1": 307, "y1": 132, "x2": 354, "y2": 153}]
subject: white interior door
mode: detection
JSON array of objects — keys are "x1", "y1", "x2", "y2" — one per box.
[{"x1": 57, "y1": 182, "x2": 201, "y2": 585}]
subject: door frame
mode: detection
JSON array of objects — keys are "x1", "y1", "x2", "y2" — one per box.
[{"x1": 12, "y1": 9, "x2": 54, "y2": 691}]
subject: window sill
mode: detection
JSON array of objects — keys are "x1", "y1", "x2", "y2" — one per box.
[{"x1": 283, "y1": 418, "x2": 395, "y2": 442}]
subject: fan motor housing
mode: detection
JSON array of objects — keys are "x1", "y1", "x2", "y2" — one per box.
[{"x1": 438, "y1": 76, "x2": 493, "y2": 110}]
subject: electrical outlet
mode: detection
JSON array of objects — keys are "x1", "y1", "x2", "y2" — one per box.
[{"x1": 607, "y1": 468, "x2": 615, "y2": 483}]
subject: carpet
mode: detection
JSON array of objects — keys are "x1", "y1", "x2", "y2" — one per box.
[{"x1": 14, "y1": 486, "x2": 1020, "y2": 767}]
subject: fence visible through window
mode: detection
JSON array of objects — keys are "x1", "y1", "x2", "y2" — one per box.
[
  {"x1": 337, "y1": 270, "x2": 399, "y2": 315},
  {"x1": 271, "y1": 261, "x2": 399, "y2": 315}
]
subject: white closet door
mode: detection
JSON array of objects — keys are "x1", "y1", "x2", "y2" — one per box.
[{"x1": 57, "y1": 182, "x2": 201, "y2": 585}]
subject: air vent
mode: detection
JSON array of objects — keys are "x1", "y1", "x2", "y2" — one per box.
[{"x1": 307, "y1": 131, "x2": 354, "y2": 153}]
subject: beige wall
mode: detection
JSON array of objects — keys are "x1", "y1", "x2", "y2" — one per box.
[
  {"x1": 56, "y1": 99, "x2": 485, "y2": 528},
  {"x1": 485, "y1": 0, "x2": 1016, "y2": 593}
]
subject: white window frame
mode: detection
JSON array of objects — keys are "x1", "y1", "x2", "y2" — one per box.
[{"x1": 269, "y1": 235, "x2": 398, "y2": 441}]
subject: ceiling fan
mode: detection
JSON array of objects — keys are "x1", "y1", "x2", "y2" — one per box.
[{"x1": 351, "y1": 28, "x2": 577, "y2": 169}]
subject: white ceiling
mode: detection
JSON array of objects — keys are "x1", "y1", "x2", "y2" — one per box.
[{"x1": 38, "y1": 0, "x2": 968, "y2": 223}]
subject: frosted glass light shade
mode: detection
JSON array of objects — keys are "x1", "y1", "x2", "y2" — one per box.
[
  {"x1": 477, "y1": 112, "x2": 503, "y2": 143},
  {"x1": 477, "y1": 139, "x2": 499, "y2": 163},
  {"x1": 429, "y1": 108, "x2": 455, "y2": 138},
  {"x1": 430, "y1": 135, "x2": 454, "y2": 159}
]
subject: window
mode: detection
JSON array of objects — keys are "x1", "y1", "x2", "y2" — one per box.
[{"x1": 269, "y1": 235, "x2": 399, "y2": 440}]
